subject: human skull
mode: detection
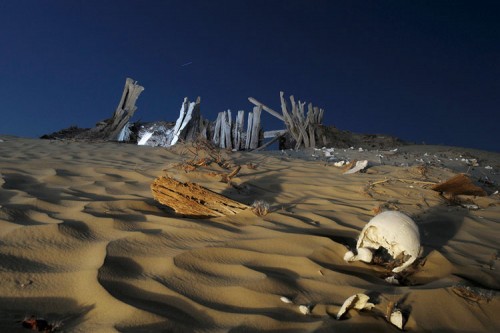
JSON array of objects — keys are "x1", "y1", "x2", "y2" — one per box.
[{"x1": 344, "y1": 211, "x2": 421, "y2": 273}]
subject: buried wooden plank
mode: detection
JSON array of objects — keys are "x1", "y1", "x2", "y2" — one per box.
[{"x1": 151, "y1": 176, "x2": 249, "y2": 218}]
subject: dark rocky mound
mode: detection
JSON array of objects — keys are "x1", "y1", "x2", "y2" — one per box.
[{"x1": 40, "y1": 126, "x2": 90, "y2": 140}]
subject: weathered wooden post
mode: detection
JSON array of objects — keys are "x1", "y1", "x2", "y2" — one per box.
[
  {"x1": 249, "y1": 105, "x2": 262, "y2": 149},
  {"x1": 169, "y1": 97, "x2": 202, "y2": 146},
  {"x1": 233, "y1": 110, "x2": 245, "y2": 150},
  {"x1": 245, "y1": 111, "x2": 254, "y2": 150},
  {"x1": 91, "y1": 78, "x2": 144, "y2": 141}
]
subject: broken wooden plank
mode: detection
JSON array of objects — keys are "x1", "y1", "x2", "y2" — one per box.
[
  {"x1": 248, "y1": 97, "x2": 284, "y2": 121},
  {"x1": 151, "y1": 176, "x2": 249, "y2": 218},
  {"x1": 254, "y1": 132, "x2": 286, "y2": 151},
  {"x1": 263, "y1": 129, "x2": 288, "y2": 139}
]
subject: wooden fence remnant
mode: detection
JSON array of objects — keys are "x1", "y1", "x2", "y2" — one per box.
[
  {"x1": 132, "y1": 89, "x2": 324, "y2": 151},
  {"x1": 151, "y1": 176, "x2": 249, "y2": 218},
  {"x1": 279, "y1": 91, "x2": 324, "y2": 149}
]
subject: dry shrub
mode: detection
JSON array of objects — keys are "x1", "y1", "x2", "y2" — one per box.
[{"x1": 251, "y1": 200, "x2": 270, "y2": 216}]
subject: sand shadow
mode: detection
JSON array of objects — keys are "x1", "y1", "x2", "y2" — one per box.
[
  {"x1": 0, "y1": 297, "x2": 93, "y2": 332},
  {"x1": 416, "y1": 204, "x2": 466, "y2": 256}
]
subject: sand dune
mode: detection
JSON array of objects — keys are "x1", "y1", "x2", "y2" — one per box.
[{"x1": 0, "y1": 136, "x2": 498, "y2": 332}]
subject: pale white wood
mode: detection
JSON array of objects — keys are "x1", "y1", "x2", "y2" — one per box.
[
  {"x1": 249, "y1": 105, "x2": 262, "y2": 149},
  {"x1": 245, "y1": 111, "x2": 253, "y2": 150},
  {"x1": 248, "y1": 97, "x2": 284, "y2": 121},
  {"x1": 213, "y1": 112, "x2": 223, "y2": 146},
  {"x1": 233, "y1": 110, "x2": 245, "y2": 150}
]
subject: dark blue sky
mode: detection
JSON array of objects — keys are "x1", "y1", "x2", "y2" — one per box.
[{"x1": 1, "y1": 0, "x2": 499, "y2": 151}]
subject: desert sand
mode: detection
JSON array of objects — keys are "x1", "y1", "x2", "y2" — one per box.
[{"x1": 0, "y1": 136, "x2": 499, "y2": 332}]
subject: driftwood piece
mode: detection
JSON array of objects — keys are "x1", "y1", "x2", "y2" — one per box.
[
  {"x1": 88, "y1": 78, "x2": 144, "y2": 141},
  {"x1": 151, "y1": 176, "x2": 249, "y2": 218},
  {"x1": 432, "y1": 174, "x2": 487, "y2": 197}
]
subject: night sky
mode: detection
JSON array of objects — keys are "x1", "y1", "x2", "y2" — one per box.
[{"x1": 1, "y1": 0, "x2": 499, "y2": 151}]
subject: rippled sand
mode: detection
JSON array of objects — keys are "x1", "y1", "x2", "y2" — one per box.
[{"x1": 0, "y1": 137, "x2": 498, "y2": 332}]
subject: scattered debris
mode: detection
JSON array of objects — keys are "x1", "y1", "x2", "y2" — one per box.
[
  {"x1": 344, "y1": 211, "x2": 421, "y2": 273},
  {"x1": 18, "y1": 279, "x2": 33, "y2": 288},
  {"x1": 384, "y1": 275, "x2": 400, "y2": 285},
  {"x1": 460, "y1": 203, "x2": 479, "y2": 210},
  {"x1": 343, "y1": 160, "x2": 369, "y2": 174},
  {"x1": 298, "y1": 304, "x2": 314, "y2": 315},
  {"x1": 336, "y1": 293, "x2": 374, "y2": 320},
  {"x1": 280, "y1": 296, "x2": 293, "y2": 304},
  {"x1": 220, "y1": 165, "x2": 241, "y2": 183},
  {"x1": 334, "y1": 160, "x2": 347, "y2": 167},
  {"x1": 389, "y1": 307, "x2": 405, "y2": 330}
]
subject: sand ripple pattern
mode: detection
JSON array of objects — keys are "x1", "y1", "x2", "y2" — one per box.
[{"x1": 0, "y1": 138, "x2": 498, "y2": 332}]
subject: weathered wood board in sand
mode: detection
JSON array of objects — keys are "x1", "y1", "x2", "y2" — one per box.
[{"x1": 151, "y1": 176, "x2": 249, "y2": 218}]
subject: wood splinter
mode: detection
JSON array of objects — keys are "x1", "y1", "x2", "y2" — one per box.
[{"x1": 151, "y1": 176, "x2": 249, "y2": 218}]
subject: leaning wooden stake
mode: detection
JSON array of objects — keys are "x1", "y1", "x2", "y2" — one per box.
[
  {"x1": 89, "y1": 78, "x2": 144, "y2": 141},
  {"x1": 151, "y1": 176, "x2": 249, "y2": 218}
]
